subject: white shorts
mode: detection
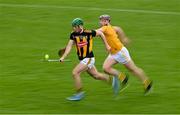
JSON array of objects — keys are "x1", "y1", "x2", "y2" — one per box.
[
  {"x1": 80, "y1": 57, "x2": 95, "y2": 69},
  {"x1": 108, "y1": 47, "x2": 131, "y2": 64}
]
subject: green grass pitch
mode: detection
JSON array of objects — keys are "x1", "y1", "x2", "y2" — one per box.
[{"x1": 0, "y1": 0, "x2": 180, "y2": 114}]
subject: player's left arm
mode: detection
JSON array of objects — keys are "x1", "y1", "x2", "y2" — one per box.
[
  {"x1": 113, "y1": 26, "x2": 130, "y2": 46},
  {"x1": 95, "y1": 30, "x2": 111, "y2": 52}
]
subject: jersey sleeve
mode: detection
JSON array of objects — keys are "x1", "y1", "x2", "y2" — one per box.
[
  {"x1": 70, "y1": 33, "x2": 74, "y2": 40},
  {"x1": 91, "y1": 30, "x2": 96, "y2": 37}
]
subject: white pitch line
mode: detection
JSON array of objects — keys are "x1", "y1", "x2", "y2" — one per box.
[{"x1": 0, "y1": 3, "x2": 180, "y2": 16}]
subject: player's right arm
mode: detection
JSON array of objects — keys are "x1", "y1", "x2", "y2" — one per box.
[
  {"x1": 59, "y1": 40, "x2": 74, "y2": 62},
  {"x1": 113, "y1": 26, "x2": 130, "y2": 46}
]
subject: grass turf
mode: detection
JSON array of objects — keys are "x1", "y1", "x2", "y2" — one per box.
[{"x1": 0, "y1": 0, "x2": 180, "y2": 114}]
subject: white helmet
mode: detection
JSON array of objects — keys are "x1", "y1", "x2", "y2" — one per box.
[{"x1": 99, "y1": 14, "x2": 111, "y2": 21}]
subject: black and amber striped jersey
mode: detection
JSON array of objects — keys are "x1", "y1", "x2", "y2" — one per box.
[{"x1": 70, "y1": 30, "x2": 96, "y2": 60}]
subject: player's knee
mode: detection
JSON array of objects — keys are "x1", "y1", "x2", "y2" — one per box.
[
  {"x1": 72, "y1": 70, "x2": 79, "y2": 77},
  {"x1": 103, "y1": 66, "x2": 110, "y2": 74}
]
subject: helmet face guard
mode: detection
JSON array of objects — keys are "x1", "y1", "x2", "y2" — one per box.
[{"x1": 72, "y1": 18, "x2": 84, "y2": 27}]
